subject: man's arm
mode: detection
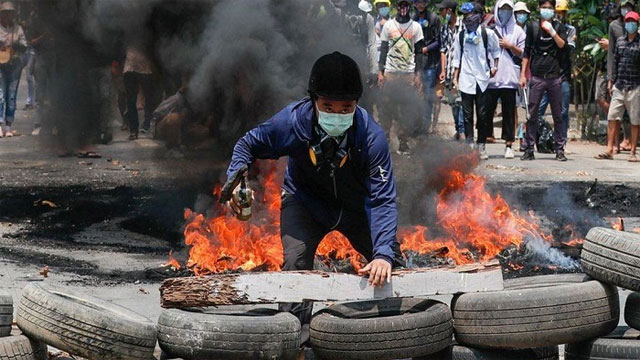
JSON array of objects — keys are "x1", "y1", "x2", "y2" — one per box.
[
  {"x1": 358, "y1": 127, "x2": 398, "y2": 286},
  {"x1": 451, "y1": 33, "x2": 461, "y2": 88},
  {"x1": 541, "y1": 21, "x2": 566, "y2": 49},
  {"x1": 366, "y1": 14, "x2": 378, "y2": 74},
  {"x1": 607, "y1": 22, "x2": 616, "y2": 79},
  {"x1": 609, "y1": 40, "x2": 619, "y2": 93},
  {"x1": 226, "y1": 107, "x2": 295, "y2": 178}
]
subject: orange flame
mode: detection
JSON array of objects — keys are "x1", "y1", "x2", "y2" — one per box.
[
  {"x1": 163, "y1": 250, "x2": 181, "y2": 270},
  {"x1": 612, "y1": 217, "x2": 625, "y2": 231},
  {"x1": 177, "y1": 160, "x2": 574, "y2": 274}
]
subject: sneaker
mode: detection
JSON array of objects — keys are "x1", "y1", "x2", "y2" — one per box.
[
  {"x1": 31, "y1": 126, "x2": 41, "y2": 136},
  {"x1": 556, "y1": 151, "x2": 568, "y2": 161},
  {"x1": 478, "y1": 143, "x2": 489, "y2": 160},
  {"x1": 520, "y1": 150, "x2": 535, "y2": 160},
  {"x1": 504, "y1": 147, "x2": 515, "y2": 159},
  {"x1": 140, "y1": 127, "x2": 150, "y2": 134},
  {"x1": 468, "y1": 142, "x2": 476, "y2": 150}
]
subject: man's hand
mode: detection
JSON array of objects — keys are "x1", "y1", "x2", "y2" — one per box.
[
  {"x1": 608, "y1": 80, "x2": 613, "y2": 97},
  {"x1": 541, "y1": 21, "x2": 556, "y2": 37},
  {"x1": 452, "y1": 77, "x2": 458, "y2": 91},
  {"x1": 498, "y1": 38, "x2": 512, "y2": 50},
  {"x1": 377, "y1": 72, "x2": 385, "y2": 87},
  {"x1": 490, "y1": 68, "x2": 497, "y2": 78},
  {"x1": 358, "y1": 259, "x2": 392, "y2": 287},
  {"x1": 519, "y1": 75, "x2": 527, "y2": 89},
  {"x1": 598, "y1": 38, "x2": 609, "y2": 51},
  {"x1": 414, "y1": 74, "x2": 423, "y2": 92},
  {"x1": 439, "y1": 71, "x2": 446, "y2": 82}
]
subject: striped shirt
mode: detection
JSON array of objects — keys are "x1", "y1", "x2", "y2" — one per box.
[
  {"x1": 440, "y1": 17, "x2": 464, "y2": 82},
  {"x1": 613, "y1": 35, "x2": 640, "y2": 91}
]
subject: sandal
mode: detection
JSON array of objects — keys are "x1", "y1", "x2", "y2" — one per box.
[
  {"x1": 629, "y1": 154, "x2": 638, "y2": 163},
  {"x1": 595, "y1": 152, "x2": 614, "y2": 160}
]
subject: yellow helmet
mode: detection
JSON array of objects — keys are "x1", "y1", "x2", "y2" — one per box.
[
  {"x1": 556, "y1": 0, "x2": 569, "y2": 11},
  {"x1": 373, "y1": 0, "x2": 391, "y2": 5}
]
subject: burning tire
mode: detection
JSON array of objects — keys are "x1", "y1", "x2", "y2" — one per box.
[
  {"x1": 16, "y1": 283, "x2": 157, "y2": 360},
  {"x1": 452, "y1": 274, "x2": 619, "y2": 349},
  {"x1": 581, "y1": 227, "x2": 640, "y2": 291},
  {"x1": 565, "y1": 326, "x2": 640, "y2": 359},
  {"x1": 309, "y1": 298, "x2": 453, "y2": 360},
  {"x1": 0, "y1": 293, "x2": 11, "y2": 338},
  {"x1": 625, "y1": 292, "x2": 640, "y2": 330},
  {"x1": 0, "y1": 334, "x2": 47, "y2": 360},
  {"x1": 157, "y1": 307, "x2": 301, "y2": 360},
  {"x1": 436, "y1": 345, "x2": 559, "y2": 360}
]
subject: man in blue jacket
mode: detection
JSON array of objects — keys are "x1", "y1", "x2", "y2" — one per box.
[
  {"x1": 223, "y1": 52, "x2": 403, "y2": 341},
  {"x1": 224, "y1": 52, "x2": 403, "y2": 284}
]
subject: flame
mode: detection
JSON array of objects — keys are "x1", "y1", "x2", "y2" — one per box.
[
  {"x1": 561, "y1": 224, "x2": 584, "y2": 246},
  {"x1": 612, "y1": 217, "x2": 625, "y2": 231},
  {"x1": 163, "y1": 250, "x2": 181, "y2": 270},
  {"x1": 177, "y1": 159, "x2": 575, "y2": 274}
]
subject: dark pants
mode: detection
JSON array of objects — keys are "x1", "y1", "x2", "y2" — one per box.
[
  {"x1": 538, "y1": 79, "x2": 571, "y2": 138},
  {"x1": 485, "y1": 88, "x2": 516, "y2": 143},
  {"x1": 278, "y1": 194, "x2": 402, "y2": 343},
  {"x1": 461, "y1": 85, "x2": 488, "y2": 143},
  {"x1": 525, "y1": 76, "x2": 565, "y2": 152},
  {"x1": 123, "y1": 72, "x2": 157, "y2": 134}
]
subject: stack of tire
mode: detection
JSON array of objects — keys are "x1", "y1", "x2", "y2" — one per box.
[
  {"x1": 13, "y1": 283, "x2": 158, "y2": 360},
  {"x1": 0, "y1": 291, "x2": 48, "y2": 360},
  {"x1": 564, "y1": 227, "x2": 640, "y2": 359}
]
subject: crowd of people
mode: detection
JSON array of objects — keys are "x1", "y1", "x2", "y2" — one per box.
[
  {"x1": 0, "y1": 0, "x2": 637, "y2": 164},
  {"x1": 345, "y1": 0, "x2": 638, "y2": 162}
]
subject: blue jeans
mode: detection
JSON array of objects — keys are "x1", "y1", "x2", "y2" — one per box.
[
  {"x1": 421, "y1": 65, "x2": 439, "y2": 132},
  {"x1": 538, "y1": 80, "x2": 570, "y2": 137},
  {"x1": 453, "y1": 103, "x2": 464, "y2": 134},
  {"x1": 0, "y1": 60, "x2": 24, "y2": 126},
  {"x1": 24, "y1": 48, "x2": 36, "y2": 106}
]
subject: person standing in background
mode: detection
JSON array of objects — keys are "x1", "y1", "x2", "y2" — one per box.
[
  {"x1": 438, "y1": 0, "x2": 465, "y2": 140},
  {"x1": 519, "y1": 0, "x2": 568, "y2": 161},
  {"x1": 452, "y1": 2, "x2": 501, "y2": 159},
  {"x1": 123, "y1": 44, "x2": 158, "y2": 140},
  {"x1": 608, "y1": 0, "x2": 634, "y2": 153},
  {"x1": 0, "y1": 1, "x2": 26, "y2": 138},
  {"x1": 21, "y1": 5, "x2": 35, "y2": 111},
  {"x1": 484, "y1": 0, "x2": 525, "y2": 159},
  {"x1": 536, "y1": 0, "x2": 576, "y2": 144},
  {"x1": 413, "y1": 0, "x2": 441, "y2": 134}
]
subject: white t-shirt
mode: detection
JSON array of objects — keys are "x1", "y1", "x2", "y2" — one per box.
[{"x1": 380, "y1": 19, "x2": 423, "y2": 73}]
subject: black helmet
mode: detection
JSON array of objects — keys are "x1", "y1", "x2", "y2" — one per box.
[{"x1": 308, "y1": 52, "x2": 363, "y2": 101}]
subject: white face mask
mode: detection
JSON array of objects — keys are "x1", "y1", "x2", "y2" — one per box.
[{"x1": 317, "y1": 106, "x2": 355, "y2": 137}]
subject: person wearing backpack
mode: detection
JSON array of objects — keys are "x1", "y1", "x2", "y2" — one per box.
[
  {"x1": 519, "y1": 0, "x2": 569, "y2": 161},
  {"x1": 452, "y1": 2, "x2": 500, "y2": 159},
  {"x1": 484, "y1": 0, "x2": 525, "y2": 159},
  {"x1": 536, "y1": 0, "x2": 576, "y2": 143},
  {"x1": 413, "y1": 0, "x2": 442, "y2": 134},
  {"x1": 378, "y1": 0, "x2": 425, "y2": 154}
]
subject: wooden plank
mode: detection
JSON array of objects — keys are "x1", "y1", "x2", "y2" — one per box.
[{"x1": 160, "y1": 261, "x2": 503, "y2": 308}]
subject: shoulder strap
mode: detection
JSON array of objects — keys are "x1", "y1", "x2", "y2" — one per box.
[{"x1": 459, "y1": 28, "x2": 465, "y2": 56}]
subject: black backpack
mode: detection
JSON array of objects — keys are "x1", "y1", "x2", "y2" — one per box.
[{"x1": 343, "y1": 11, "x2": 368, "y2": 47}]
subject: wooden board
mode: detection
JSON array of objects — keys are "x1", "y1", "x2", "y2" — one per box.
[{"x1": 160, "y1": 261, "x2": 503, "y2": 308}]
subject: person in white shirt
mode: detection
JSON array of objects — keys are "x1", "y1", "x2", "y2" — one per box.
[
  {"x1": 452, "y1": 2, "x2": 500, "y2": 159},
  {"x1": 377, "y1": 0, "x2": 425, "y2": 154}
]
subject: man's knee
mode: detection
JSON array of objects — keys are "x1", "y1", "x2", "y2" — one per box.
[{"x1": 282, "y1": 237, "x2": 314, "y2": 271}]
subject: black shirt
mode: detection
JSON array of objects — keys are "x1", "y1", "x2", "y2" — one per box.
[
  {"x1": 524, "y1": 20, "x2": 568, "y2": 78},
  {"x1": 413, "y1": 10, "x2": 441, "y2": 69}
]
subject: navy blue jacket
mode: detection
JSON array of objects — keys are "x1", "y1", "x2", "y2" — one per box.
[{"x1": 227, "y1": 97, "x2": 398, "y2": 264}]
